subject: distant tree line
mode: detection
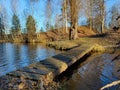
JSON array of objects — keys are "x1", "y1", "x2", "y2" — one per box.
[
  {"x1": 45, "y1": 0, "x2": 120, "y2": 40},
  {"x1": 0, "y1": 0, "x2": 120, "y2": 41},
  {"x1": 0, "y1": 13, "x2": 37, "y2": 42}
]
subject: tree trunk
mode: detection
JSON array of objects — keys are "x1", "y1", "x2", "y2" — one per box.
[
  {"x1": 69, "y1": 23, "x2": 78, "y2": 40},
  {"x1": 65, "y1": 13, "x2": 68, "y2": 33},
  {"x1": 101, "y1": 0, "x2": 105, "y2": 33},
  {"x1": 102, "y1": 16, "x2": 105, "y2": 33},
  {"x1": 69, "y1": 28, "x2": 72, "y2": 40},
  {"x1": 90, "y1": 17, "x2": 92, "y2": 31},
  {"x1": 73, "y1": 23, "x2": 78, "y2": 40},
  {"x1": 89, "y1": 0, "x2": 93, "y2": 31},
  {"x1": 65, "y1": 0, "x2": 68, "y2": 33}
]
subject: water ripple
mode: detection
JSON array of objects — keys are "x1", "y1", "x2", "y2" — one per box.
[{"x1": 0, "y1": 43, "x2": 59, "y2": 77}]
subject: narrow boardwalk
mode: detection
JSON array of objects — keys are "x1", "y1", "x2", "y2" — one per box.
[{"x1": 0, "y1": 44, "x2": 104, "y2": 89}]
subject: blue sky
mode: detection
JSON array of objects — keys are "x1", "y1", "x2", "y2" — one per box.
[
  {"x1": 0, "y1": 0, "x2": 118, "y2": 33},
  {"x1": 0, "y1": 0, "x2": 50, "y2": 33}
]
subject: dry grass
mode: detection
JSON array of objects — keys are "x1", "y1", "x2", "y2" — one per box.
[
  {"x1": 0, "y1": 26, "x2": 96, "y2": 43},
  {"x1": 38, "y1": 26, "x2": 96, "y2": 43},
  {"x1": 47, "y1": 40, "x2": 79, "y2": 50},
  {"x1": 47, "y1": 35, "x2": 116, "y2": 51},
  {"x1": 77, "y1": 26, "x2": 95, "y2": 37},
  {"x1": 92, "y1": 44, "x2": 105, "y2": 52}
]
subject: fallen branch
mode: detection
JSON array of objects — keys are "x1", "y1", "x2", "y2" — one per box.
[{"x1": 100, "y1": 80, "x2": 120, "y2": 90}]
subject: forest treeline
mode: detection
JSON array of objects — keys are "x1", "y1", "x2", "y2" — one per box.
[{"x1": 0, "y1": 0, "x2": 120, "y2": 43}]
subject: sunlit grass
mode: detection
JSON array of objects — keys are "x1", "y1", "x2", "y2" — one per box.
[{"x1": 47, "y1": 40, "x2": 78, "y2": 50}]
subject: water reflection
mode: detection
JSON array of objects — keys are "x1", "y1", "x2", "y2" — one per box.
[
  {"x1": 100, "y1": 59, "x2": 117, "y2": 85},
  {"x1": 0, "y1": 43, "x2": 59, "y2": 76},
  {"x1": 66, "y1": 53, "x2": 120, "y2": 90}
]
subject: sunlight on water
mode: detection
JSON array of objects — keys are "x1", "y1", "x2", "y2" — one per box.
[{"x1": 0, "y1": 43, "x2": 59, "y2": 76}]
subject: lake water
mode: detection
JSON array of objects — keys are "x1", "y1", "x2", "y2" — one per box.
[
  {"x1": 66, "y1": 53, "x2": 120, "y2": 90},
  {"x1": 0, "y1": 43, "x2": 59, "y2": 77}
]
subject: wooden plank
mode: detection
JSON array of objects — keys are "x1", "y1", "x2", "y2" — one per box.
[{"x1": 7, "y1": 71, "x2": 43, "y2": 81}]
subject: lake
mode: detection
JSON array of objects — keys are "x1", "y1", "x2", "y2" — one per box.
[
  {"x1": 0, "y1": 43, "x2": 59, "y2": 77},
  {"x1": 66, "y1": 53, "x2": 120, "y2": 90}
]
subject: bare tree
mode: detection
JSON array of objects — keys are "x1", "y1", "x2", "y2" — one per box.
[
  {"x1": 101, "y1": 0, "x2": 105, "y2": 33},
  {"x1": 55, "y1": 14, "x2": 63, "y2": 40},
  {"x1": 110, "y1": 3, "x2": 120, "y2": 28},
  {"x1": 62, "y1": 0, "x2": 68, "y2": 33},
  {"x1": 0, "y1": 4, "x2": 8, "y2": 37},
  {"x1": 0, "y1": 6, "x2": 4, "y2": 38},
  {"x1": 45, "y1": 0, "x2": 52, "y2": 31},
  {"x1": 85, "y1": 0, "x2": 93, "y2": 31},
  {"x1": 68, "y1": 0, "x2": 81, "y2": 40},
  {"x1": 0, "y1": 17, "x2": 5, "y2": 39},
  {"x1": 92, "y1": 0, "x2": 105, "y2": 33},
  {"x1": 11, "y1": 0, "x2": 18, "y2": 14},
  {"x1": 29, "y1": 0, "x2": 39, "y2": 15}
]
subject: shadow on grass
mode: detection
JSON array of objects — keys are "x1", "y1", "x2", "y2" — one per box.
[{"x1": 88, "y1": 33, "x2": 108, "y2": 38}]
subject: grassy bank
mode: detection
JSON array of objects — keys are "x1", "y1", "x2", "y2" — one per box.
[{"x1": 0, "y1": 26, "x2": 95, "y2": 43}]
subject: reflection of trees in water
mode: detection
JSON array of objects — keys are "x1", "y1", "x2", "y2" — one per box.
[
  {"x1": 0, "y1": 44, "x2": 5, "y2": 59},
  {"x1": 16, "y1": 44, "x2": 30, "y2": 68},
  {"x1": 41, "y1": 45, "x2": 58, "y2": 59},
  {"x1": 78, "y1": 59, "x2": 102, "y2": 89},
  {"x1": 2, "y1": 43, "x2": 16, "y2": 75},
  {"x1": 27, "y1": 44, "x2": 37, "y2": 63},
  {"x1": 28, "y1": 44, "x2": 59, "y2": 62},
  {"x1": 10, "y1": 44, "x2": 24, "y2": 69},
  {"x1": 66, "y1": 54, "x2": 120, "y2": 90},
  {"x1": 14, "y1": 44, "x2": 21, "y2": 61},
  {"x1": 5, "y1": 43, "x2": 30, "y2": 69},
  {"x1": 4, "y1": 43, "x2": 15, "y2": 66},
  {"x1": 0, "y1": 43, "x2": 58, "y2": 76},
  {"x1": 0, "y1": 44, "x2": 9, "y2": 67}
]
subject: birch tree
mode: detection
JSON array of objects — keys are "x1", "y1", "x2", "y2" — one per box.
[
  {"x1": 110, "y1": 2, "x2": 120, "y2": 29},
  {"x1": 101, "y1": 0, "x2": 105, "y2": 33},
  {"x1": 62, "y1": 0, "x2": 68, "y2": 33},
  {"x1": 86, "y1": 0, "x2": 93, "y2": 31},
  {"x1": 0, "y1": 4, "x2": 8, "y2": 39},
  {"x1": 92, "y1": 0, "x2": 105, "y2": 33},
  {"x1": 11, "y1": 0, "x2": 18, "y2": 14},
  {"x1": 45, "y1": 0, "x2": 52, "y2": 31}
]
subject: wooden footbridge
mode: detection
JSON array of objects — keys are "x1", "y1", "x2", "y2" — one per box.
[{"x1": 0, "y1": 44, "x2": 104, "y2": 89}]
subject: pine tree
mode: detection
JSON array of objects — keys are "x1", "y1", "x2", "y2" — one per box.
[
  {"x1": 0, "y1": 17, "x2": 5, "y2": 37},
  {"x1": 11, "y1": 14, "x2": 21, "y2": 35},
  {"x1": 40, "y1": 27, "x2": 44, "y2": 32},
  {"x1": 26, "y1": 15, "x2": 36, "y2": 36}
]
